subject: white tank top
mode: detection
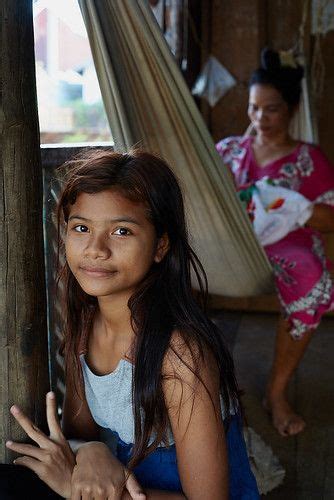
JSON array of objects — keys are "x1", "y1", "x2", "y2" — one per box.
[{"x1": 80, "y1": 354, "x2": 174, "y2": 447}]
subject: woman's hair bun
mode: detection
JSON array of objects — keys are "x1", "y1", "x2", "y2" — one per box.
[
  {"x1": 250, "y1": 47, "x2": 304, "y2": 108},
  {"x1": 260, "y1": 47, "x2": 304, "y2": 81},
  {"x1": 261, "y1": 48, "x2": 281, "y2": 72}
]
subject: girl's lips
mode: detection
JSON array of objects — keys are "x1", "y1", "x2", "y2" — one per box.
[{"x1": 79, "y1": 267, "x2": 116, "y2": 278}]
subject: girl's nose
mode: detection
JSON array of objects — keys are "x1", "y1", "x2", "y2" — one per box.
[{"x1": 84, "y1": 234, "x2": 110, "y2": 259}]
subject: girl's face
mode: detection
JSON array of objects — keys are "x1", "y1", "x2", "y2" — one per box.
[
  {"x1": 65, "y1": 189, "x2": 168, "y2": 300},
  {"x1": 248, "y1": 84, "x2": 292, "y2": 138}
]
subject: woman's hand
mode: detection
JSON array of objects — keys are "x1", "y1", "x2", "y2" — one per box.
[
  {"x1": 6, "y1": 392, "x2": 75, "y2": 498},
  {"x1": 71, "y1": 441, "x2": 145, "y2": 500},
  {"x1": 306, "y1": 203, "x2": 334, "y2": 232}
]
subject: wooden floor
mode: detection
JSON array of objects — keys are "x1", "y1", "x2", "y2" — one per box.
[{"x1": 211, "y1": 311, "x2": 334, "y2": 500}]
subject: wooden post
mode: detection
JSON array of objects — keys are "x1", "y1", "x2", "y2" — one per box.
[
  {"x1": 207, "y1": 0, "x2": 267, "y2": 141},
  {"x1": 0, "y1": 1, "x2": 49, "y2": 463}
]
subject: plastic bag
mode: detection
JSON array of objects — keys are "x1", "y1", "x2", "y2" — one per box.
[{"x1": 191, "y1": 55, "x2": 236, "y2": 107}]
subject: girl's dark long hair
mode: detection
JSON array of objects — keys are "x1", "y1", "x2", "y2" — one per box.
[{"x1": 57, "y1": 149, "x2": 240, "y2": 468}]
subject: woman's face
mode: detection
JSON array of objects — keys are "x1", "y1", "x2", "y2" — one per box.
[{"x1": 248, "y1": 84, "x2": 292, "y2": 138}]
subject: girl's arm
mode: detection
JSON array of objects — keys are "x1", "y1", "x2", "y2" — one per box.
[
  {"x1": 162, "y1": 334, "x2": 229, "y2": 500},
  {"x1": 121, "y1": 492, "x2": 184, "y2": 499},
  {"x1": 63, "y1": 375, "x2": 148, "y2": 499}
]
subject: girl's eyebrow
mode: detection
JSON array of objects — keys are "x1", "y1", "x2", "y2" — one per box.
[{"x1": 68, "y1": 215, "x2": 141, "y2": 225}]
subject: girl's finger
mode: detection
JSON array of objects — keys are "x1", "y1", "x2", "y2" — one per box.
[
  {"x1": 10, "y1": 406, "x2": 50, "y2": 448},
  {"x1": 70, "y1": 479, "x2": 83, "y2": 500},
  {"x1": 125, "y1": 473, "x2": 146, "y2": 499},
  {"x1": 81, "y1": 491, "x2": 94, "y2": 500},
  {"x1": 13, "y1": 455, "x2": 43, "y2": 476},
  {"x1": 6, "y1": 441, "x2": 45, "y2": 461},
  {"x1": 46, "y1": 392, "x2": 63, "y2": 441},
  {"x1": 110, "y1": 491, "x2": 122, "y2": 500},
  {"x1": 70, "y1": 488, "x2": 81, "y2": 500}
]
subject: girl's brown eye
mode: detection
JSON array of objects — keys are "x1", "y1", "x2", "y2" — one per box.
[
  {"x1": 74, "y1": 225, "x2": 89, "y2": 233},
  {"x1": 114, "y1": 227, "x2": 130, "y2": 236}
]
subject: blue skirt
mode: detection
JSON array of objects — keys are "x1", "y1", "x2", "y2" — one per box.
[{"x1": 111, "y1": 415, "x2": 259, "y2": 499}]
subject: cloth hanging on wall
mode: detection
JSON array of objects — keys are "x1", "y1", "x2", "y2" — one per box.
[
  {"x1": 312, "y1": 0, "x2": 334, "y2": 35},
  {"x1": 289, "y1": 75, "x2": 319, "y2": 143},
  {"x1": 78, "y1": 0, "x2": 273, "y2": 297},
  {"x1": 191, "y1": 55, "x2": 237, "y2": 107}
]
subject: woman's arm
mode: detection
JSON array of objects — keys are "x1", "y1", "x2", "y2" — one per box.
[
  {"x1": 301, "y1": 145, "x2": 334, "y2": 232},
  {"x1": 162, "y1": 335, "x2": 229, "y2": 500},
  {"x1": 306, "y1": 203, "x2": 334, "y2": 232}
]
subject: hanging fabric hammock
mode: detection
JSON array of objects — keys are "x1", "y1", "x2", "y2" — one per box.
[{"x1": 78, "y1": 0, "x2": 273, "y2": 297}]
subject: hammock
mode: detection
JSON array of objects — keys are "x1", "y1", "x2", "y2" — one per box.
[{"x1": 78, "y1": 0, "x2": 273, "y2": 297}]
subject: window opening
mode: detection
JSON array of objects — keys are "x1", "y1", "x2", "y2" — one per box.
[{"x1": 33, "y1": 0, "x2": 113, "y2": 145}]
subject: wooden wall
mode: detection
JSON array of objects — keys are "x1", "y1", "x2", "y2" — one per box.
[
  {"x1": 318, "y1": 31, "x2": 334, "y2": 162},
  {"x1": 199, "y1": 0, "x2": 334, "y2": 162}
]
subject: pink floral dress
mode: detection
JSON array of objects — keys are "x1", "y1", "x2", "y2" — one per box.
[{"x1": 216, "y1": 136, "x2": 334, "y2": 339}]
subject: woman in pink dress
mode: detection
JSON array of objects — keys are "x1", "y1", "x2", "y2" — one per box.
[{"x1": 217, "y1": 48, "x2": 334, "y2": 437}]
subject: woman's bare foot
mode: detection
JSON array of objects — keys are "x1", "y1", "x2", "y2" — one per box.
[{"x1": 263, "y1": 396, "x2": 306, "y2": 437}]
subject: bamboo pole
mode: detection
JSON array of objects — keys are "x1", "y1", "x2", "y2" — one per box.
[{"x1": 0, "y1": 0, "x2": 49, "y2": 463}]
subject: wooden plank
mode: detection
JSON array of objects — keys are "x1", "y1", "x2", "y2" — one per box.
[
  {"x1": 229, "y1": 313, "x2": 298, "y2": 498},
  {"x1": 294, "y1": 317, "x2": 334, "y2": 498},
  {"x1": 208, "y1": 0, "x2": 267, "y2": 141},
  {"x1": 208, "y1": 293, "x2": 281, "y2": 313},
  {"x1": 231, "y1": 313, "x2": 334, "y2": 498},
  {"x1": 209, "y1": 293, "x2": 334, "y2": 316},
  {"x1": 267, "y1": 0, "x2": 308, "y2": 51},
  {"x1": 317, "y1": 31, "x2": 334, "y2": 163}
]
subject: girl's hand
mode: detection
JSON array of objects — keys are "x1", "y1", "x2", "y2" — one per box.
[
  {"x1": 72, "y1": 441, "x2": 145, "y2": 500},
  {"x1": 6, "y1": 392, "x2": 75, "y2": 498}
]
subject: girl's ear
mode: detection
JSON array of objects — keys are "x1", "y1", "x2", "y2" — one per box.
[{"x1": 154, "y1": 233, "x2": 170, "y2": 263}]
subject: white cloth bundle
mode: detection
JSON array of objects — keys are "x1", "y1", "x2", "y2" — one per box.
[{"x1": 251, "y1": 179, "x2": 313, "y2": 246}]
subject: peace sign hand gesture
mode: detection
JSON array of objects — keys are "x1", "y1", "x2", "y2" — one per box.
[{"x1": 6, "y1": 391, "x2": 75, "y2": 499}]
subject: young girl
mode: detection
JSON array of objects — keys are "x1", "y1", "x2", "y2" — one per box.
[{"x1": 7, "y1": 150, "x2": 259, "y2": 499}]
